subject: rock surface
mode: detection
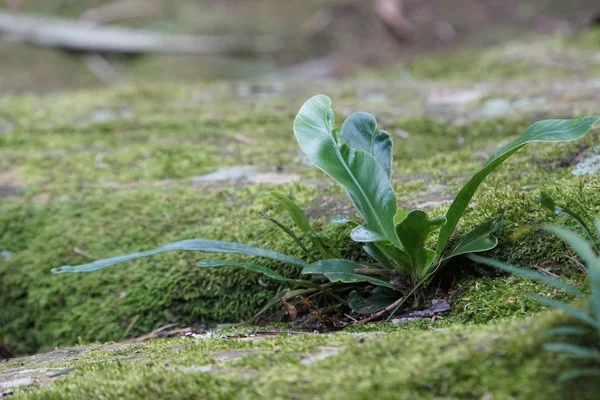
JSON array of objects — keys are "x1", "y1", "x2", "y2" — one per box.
[{"x1": 2, "y1": 24, "x2": 600, "y2": 399}]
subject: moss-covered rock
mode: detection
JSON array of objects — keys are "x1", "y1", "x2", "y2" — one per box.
[
  {"x1": 2, "y1": 33, "x2": 600, "y2": 395},
  {"x1": 1, "y1": 313, "x2": 598, "y2": 399}
]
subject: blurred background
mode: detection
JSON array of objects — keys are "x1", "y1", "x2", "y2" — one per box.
[{"x1": 0, "y1": 0, "x2": 599, "y2": 93}]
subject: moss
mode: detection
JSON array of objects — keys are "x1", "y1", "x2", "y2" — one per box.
[
  {"x1": 2, "y1": 79, "x2": 600, "y2": 358},
  {"x1": 557, "y1": 28, "x2": 600, "y2": 50},
  {"x1": 375, "y1": 47, "x2": 573, "y2": 82},
  {"x1": 9, "y1": 314, "x2": 600, "y2": 399},
  {"x1": 0, "y1": 184, "x2": 346, "y2": 355}
]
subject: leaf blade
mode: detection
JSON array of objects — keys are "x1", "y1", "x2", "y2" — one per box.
[
  {"x1": 468, "y1": 254, "x2": 583, "y2": 296},
  {"x1": 302, "y1": 259, "x2": 397, "y2": 289},
  {"x1": 294, "y1": 95, "x2": 401, "y2": 248},
  {"x1": 437, "y1": 116, "x2": 600, "y2": 255},
  {"x1": 52, "y1": 239, "x2": 308, "y2": 274},
  {"x1": 198, "y1": 261, "x2": 320, "y2": 288}
]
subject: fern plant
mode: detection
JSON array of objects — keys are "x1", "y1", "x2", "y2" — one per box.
[
  {"x1": 52, "y1": 95, "x2": 600, "y2": 314},
  {"x1": 471, "y1": 195, "x2": 600, "y2": 382}
]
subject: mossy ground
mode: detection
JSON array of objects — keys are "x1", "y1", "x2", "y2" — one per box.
[
  {"x1": 2, "y1": 27, "x2": 600, "y2": 397},
  {"x1": 2, "y1": 313, "x2": 599, "y2": 399}
]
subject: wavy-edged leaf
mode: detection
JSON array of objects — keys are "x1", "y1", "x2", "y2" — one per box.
[
  {"x1": 528, "y1": 294, "x2": 595, "y2": 326},
  {"x1": 52, "y1": 239, "x2": 308, "y2": 274},
  {"x1": 348, "y1": 290, "x2": 398, "y2": 314},
  {"x1": 302, "y1": 259, "x2": 396, "y2": 289},
  {"x1": 443, "y1": 216, "x2": 503, "y2": 261},
  {"x1": 340, "y1": 112, "x2": 393, "y2": 178},
  {"x1": 294, "y1": 95, "x2": 401, "y2": 248},
  {"x1": 468, "y1": 254, "x2": 583, "y2": 296},
  {"x1": 372, "y1": 131, "x2": 393, "y2": 178},
  {"x1": 198, "y1": 261, "x2": 320, "y2": 288},
  {"x1": 396, "y1": 210, "x2": 446, "y2": 277},
  {"x1": 437, "y1": 116, "x2": 600, "y2": 255}
]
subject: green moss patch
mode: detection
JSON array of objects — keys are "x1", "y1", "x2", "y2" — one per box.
[{"x1": 4, "y1": 314, "x2": 598, "y2": 399}]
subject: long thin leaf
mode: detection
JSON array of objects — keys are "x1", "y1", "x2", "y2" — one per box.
[
  {"x1": 269, "y1": 192, "x2": 335, "y2": 258},
  {"x1": 543, "y1": 343, "x2": 600, "y2": 360},
  {"x1": 294, "y1": 95, "x2": 401, "y2": 249},
  {"x1": 539, "y1": 193, "x2": 596, "y2": 244},
  {"x1": 544, "y1": 326, "x2": 590, "y2": 337},
  {"x1": 302, "y1": 259, "x2": 397, "y2": 289},
  {"x1": 52, "y1": 239, "x2": 307, "y2": 274},
  {"x1": 528, "y1": 294, "x2": 595, "y2": 326},
  {"x1": 269, "y1": 192, "x2": 314, "y2": 235},
  {"x1": 260, "y1": 212, "x2": 312, "y2": 258},
  {"x1": 468, "y1": 255, "x2": 583, "y2": 296},
  {"x1": 437, "y1": 116, "x2": 600, "y2": 255},
  {"x1": 198, "y1": 261, "x2": 320, "y2": 288},
  {"x1": 544, "y1": 225, "x2": 598, "y2": 269},
  {"x1": 558, "y1": 368, "x2": 600, "y2": 383}
]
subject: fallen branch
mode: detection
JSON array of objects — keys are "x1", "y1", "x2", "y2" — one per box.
[{"x1": 0, "y1": 11, "x2": 284, "y2": 55}]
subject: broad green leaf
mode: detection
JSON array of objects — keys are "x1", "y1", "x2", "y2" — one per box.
[
  {"x1": 364, "y1": 243, "x2": 394, "y2": 269},
  {"x1": 528, "y1": 294, "x2": 595, "y2": 326},
  {"x1": 442, "y1": 216, "x2": 503, "y2": 261},
  {"x1": 468, "y1": 254, "x2": 583, "y2": 296},
  {"x1": 543, "y1": 343, "x2": 600, "y2": 360},
  {"x1": 437, "y1": 116, "x2": 600, "y2": 255},
  {"x1": 52, "y1": 239, "x2": 307, "y2": 274},
  {"x1": 375, "y1": 242, "x2": 412, "y2": 272},
  {"x1": 302, "y1": 259, "x2": 396, "y2": 289},
  {"x1": 348, "y1": 290, "x2": 397, "y2": 314},
  {"x1": 350, "y1": 225, "x2": 385, "y2": 242},
  {"x1": 393, "y1": 209, "x2": 409, "y2": 226},
  {"x1": 198, "y1": 261, "x2": 320, "y2": 288},
  {"x1": 539, "y1": 193, "x2": 596, "y2": 242},
  {"x1": 396, "y1": 210, "x2": 446, "y2": 277},
  {"x1": 340, "y1": 112, "x2": 393, "y2": 177},
  {"x1": 294, "y1": 95, "x2": 401, "y2": 248},
  {"x1": 340, "y1": 112, "x2": 377, "y2": 154}
]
